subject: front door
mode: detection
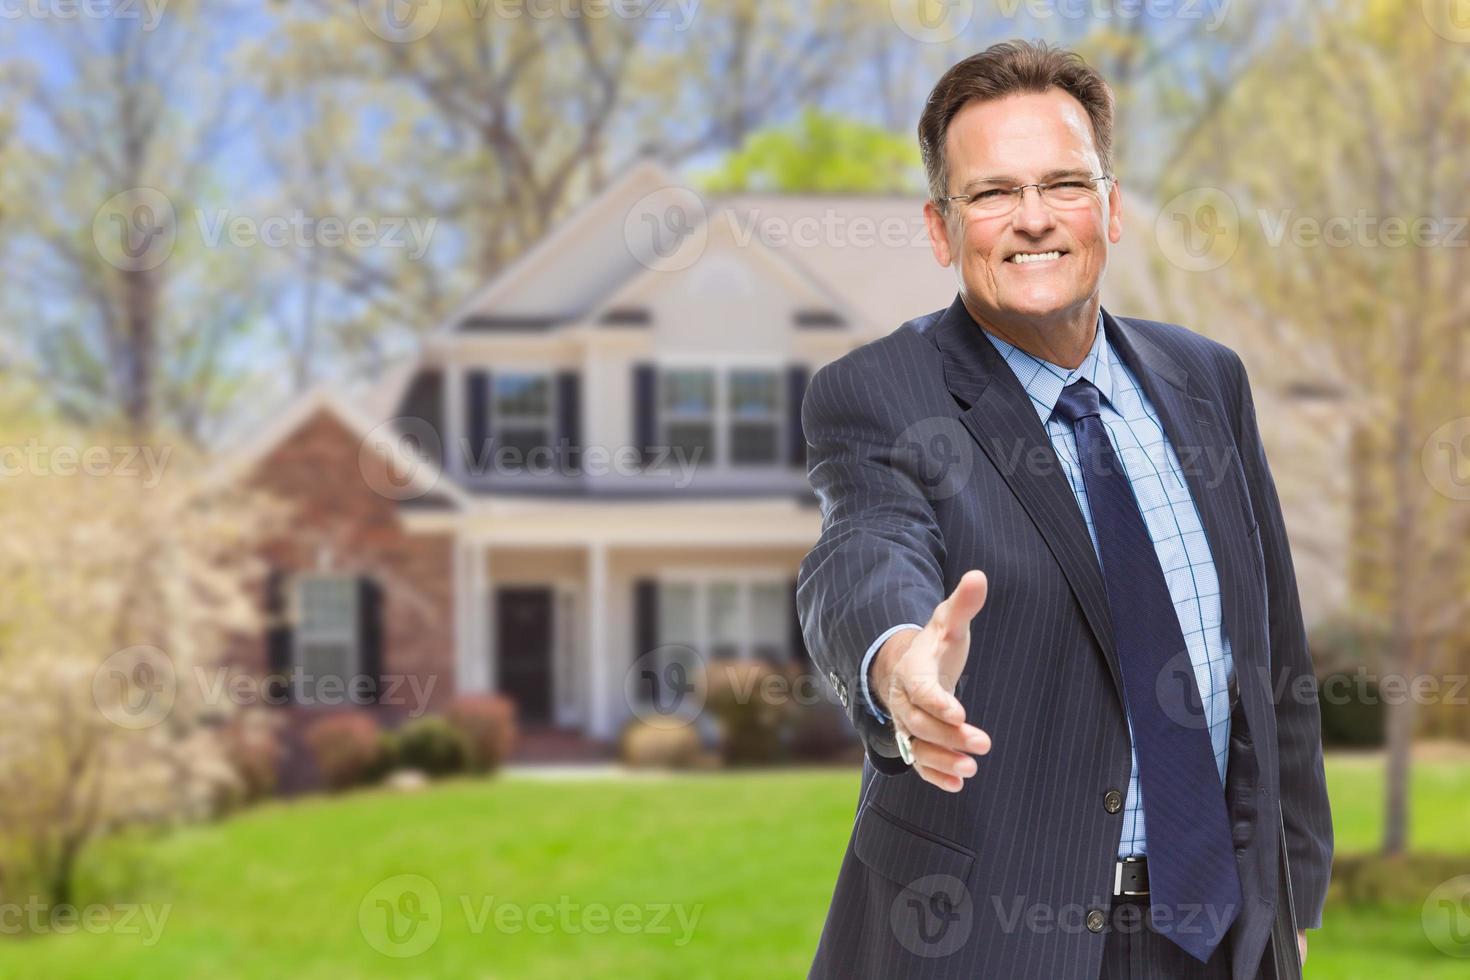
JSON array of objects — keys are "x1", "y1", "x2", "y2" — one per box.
[{"x1": 495, "y1": 586, "x2": 553, "y2": 724}]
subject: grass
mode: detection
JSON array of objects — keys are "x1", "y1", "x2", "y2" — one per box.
[{"x1": 0, "y1": 755, "x2": 1465, "y2": 978}]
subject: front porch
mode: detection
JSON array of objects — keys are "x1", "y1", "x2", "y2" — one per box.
[{"x1": 426, "y1": 497, "x2": 822, "y2": 741}]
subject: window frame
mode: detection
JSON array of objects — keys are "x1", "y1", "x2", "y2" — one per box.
[
  {"x1": 289, "y1": 573, "x2": 362, "y2": 704},
  {"x1": 653, "y1": 359, "x2": 786, "y2": 469},
  {"x1": 490, "y1": 369, "x2": 556, "y2": 470}
]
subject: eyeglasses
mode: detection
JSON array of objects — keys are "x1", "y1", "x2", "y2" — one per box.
[{"x1": 940, "y1": 174, "x2": 1114, "y2": 218}]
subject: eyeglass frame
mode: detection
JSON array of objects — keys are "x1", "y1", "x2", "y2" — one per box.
[{"x1": 938, "y1": 173, "x2": 1116, "y2": 217}]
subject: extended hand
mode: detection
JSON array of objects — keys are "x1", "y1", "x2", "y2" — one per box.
[{"x1": 870, "y1": 570, "x2": 992, "y2": 791}]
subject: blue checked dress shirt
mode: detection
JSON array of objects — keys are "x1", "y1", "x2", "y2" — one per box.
[{"x1": 860, "y1": 311, "x2": 1236, "y2": 858}]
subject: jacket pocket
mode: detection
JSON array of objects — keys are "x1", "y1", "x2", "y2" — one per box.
[{"x1": 853, "y1": 802, "x2": 975, "y2": 897}]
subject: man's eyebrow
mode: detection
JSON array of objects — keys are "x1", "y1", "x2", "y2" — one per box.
[{"x1": 959, "y1": 168, "x2": 1094, "y2": 191}]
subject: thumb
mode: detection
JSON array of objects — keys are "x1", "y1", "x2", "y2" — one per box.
[{"x1": 946, "y1": 569, "x2": 988, "y2": 624}]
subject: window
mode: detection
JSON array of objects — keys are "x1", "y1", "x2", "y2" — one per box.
[
  {"x1": 657, "y1": 366, "x2": 782, "y2": 468},
  {"x1": 660, "y1": 369, "x2": 715, "y2": 466},
  {"x1": 658, "y1": 577, "x2": 790, "y2": 663},
  {"x1": 293, "y1": 575, "x2": 359, "y2": 699},
  {"x1": 493, "y1": 372, "x2": 552, "y2": 468},
  {"x1": 728, "y1": 369, "x2": 780, "y2": 465}
]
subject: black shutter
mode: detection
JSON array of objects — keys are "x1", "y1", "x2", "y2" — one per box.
[
  {"x1": 467, "y1": 370, "x2": 491, "y2": 478},
  {"x1": 632, "y1": 363, "x2": 657, "y2": 466},
  {"x1": 556, "y1": 370, "x2": 582, "y2": 473},
  {"x1": 634, "y1": 578, "x2": 659, "y2": 661},
  {"x1": 358, "y1": 576, "x2": 383, "y2": 706},
  {"x1": 398, "y1": 368, "x2": 446, "y2": 471},
  {"x1": 788, "y1": 576, "x2": 809, "y2": 662},
  {"x1": 786, "y1": 364, "x2": 809, "y2": 468},
  {"x1": 265, "y1": 568, "x2": 292, "y2": 705}
]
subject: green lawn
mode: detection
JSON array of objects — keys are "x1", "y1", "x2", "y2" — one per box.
[{"x1": 0, "y1": 756, "x2": 1466, "y2": 979}]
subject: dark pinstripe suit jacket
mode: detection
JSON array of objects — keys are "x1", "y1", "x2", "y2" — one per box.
[{"x1": 796, "y1": 295, "x2": 1333, "y2": 979}]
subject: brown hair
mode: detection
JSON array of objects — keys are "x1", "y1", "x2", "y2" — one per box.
[{"x1": 918, "y1": 40, "x2": 1115, "y2": 210}]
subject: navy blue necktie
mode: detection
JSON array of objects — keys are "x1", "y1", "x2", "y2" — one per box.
[{"x1": 1052, "y1": 377, "x2": 1241, "y2": 964}]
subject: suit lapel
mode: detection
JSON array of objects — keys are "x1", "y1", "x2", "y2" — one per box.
[{"x1": 933, "y1": 296, "x2": 1123, "y2": 707}]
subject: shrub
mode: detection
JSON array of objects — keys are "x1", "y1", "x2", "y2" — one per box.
[
  {"x1": 619, "y1": 720, "x2": 705, "y2": 769},
  {"x1": 705, "y1": 659, "x2": 785, "y2": 765},
  {"x1": 388, "y1": 716, "x2": 469, "y2": 778},
  {"x1": 786, "y1": 694, "x2": 859, "y2": 762},
  {"x1": 304, "y1": 712, "x2": 384, "y2": 791},
  {"x1": 1317, "y1": 671, "x2": 1386, "y2": 748},
  {"x1": 219, "y1": 709, "x2": 285, "y2": 805},
  {"x1": 445, "y1": 695, "x2": 518, "y2": 774}
]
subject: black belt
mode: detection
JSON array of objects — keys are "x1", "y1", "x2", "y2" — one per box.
[{"x1": 1113, "y1": 856, "x2": 1149, "y2": 896}]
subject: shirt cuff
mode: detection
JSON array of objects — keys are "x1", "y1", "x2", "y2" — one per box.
[{"x1": 860, "y1": 624, "x2": 924, "y2": 724}]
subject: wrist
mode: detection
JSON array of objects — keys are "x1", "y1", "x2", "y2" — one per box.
[{"x1": 870, "y1": 627, "x2": 919, "y2": 715}]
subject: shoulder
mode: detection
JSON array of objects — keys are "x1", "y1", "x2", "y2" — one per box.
[
  {"x1": 1111, "y1": 313, "x2": 1247, "y2": 389},
  {"x1": 811, "y1": 310, "x2": 946, "y2": 393},
  {"x1": 808, "y1": 308, "x2": 947, "y2": 402}
]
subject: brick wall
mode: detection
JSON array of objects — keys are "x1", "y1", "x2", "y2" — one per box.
[{"x1": 235, "y1": 408, "x2": 456, "y2": 730}]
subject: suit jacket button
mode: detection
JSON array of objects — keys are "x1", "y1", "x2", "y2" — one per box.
[
  {"x1": 1103, "y1": 789, "x2": 1124, "y2": 814},
  {"x1": 1086, "y1": 909, "x2": 1106, "y2": 933}
]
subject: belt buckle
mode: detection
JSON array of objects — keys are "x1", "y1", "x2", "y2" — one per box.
[{"x1": 1114, "y1": 856, "x2": 1148, "y2": 897}]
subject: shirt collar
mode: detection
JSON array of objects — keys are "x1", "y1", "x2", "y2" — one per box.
[{"x1": 981, "y1": 310, "x2": 1114, "y2": 425}]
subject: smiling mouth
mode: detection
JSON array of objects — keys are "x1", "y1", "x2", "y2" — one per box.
[{"x1": 1006, "y1": 249, "x2": 1067, "y2": 265}]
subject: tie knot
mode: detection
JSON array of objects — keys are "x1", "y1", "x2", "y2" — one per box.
[{"x1": 1052, "y1": 378, "x2": 1101, "y2": 425}]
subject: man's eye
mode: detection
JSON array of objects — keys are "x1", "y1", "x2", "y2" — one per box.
[
  {"x1": 973, "y1": 188, "x2": 1011, "y2": 202},
  {"x1": 1052, "y1": 181, "x2": 1090, "y2": 190}
]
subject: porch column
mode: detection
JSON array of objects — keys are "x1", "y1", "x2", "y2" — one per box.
[
  {"x1": 477, "y1": 542, "x2": 493, "y2": 692},
  {"x1": 586, "y1": 542, "x2": 612, "y2": 738},
  {"x1": 454, "y1": 537, "x2": 491, "y2": 694}
]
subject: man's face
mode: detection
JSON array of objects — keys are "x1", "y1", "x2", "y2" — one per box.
[{"x1": 924, "y1": 88, "x2": 1122, "y2": 330}]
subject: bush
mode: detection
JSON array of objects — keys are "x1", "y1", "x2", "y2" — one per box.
[
  {"x1": 445, "y1": 695, "x2": 518, "y2": 774},
  {"x1": 304, "y1": 712, "x2": 384, "y2": 791},
  {"x1": 219, "y1": 709, "x2": 285, "y2": 805},
  {"x1": 619, "y1": 720, "x2": 706, "y2": 769},
  {"x1": 1317, "y1": 671, "x2": 1387, "y2": 747},
  {"x1": 785, "y1": 694, "x2": 859, "y2": 763},
  {"x1": 388, "y1": 716, "x2": 469, "y2": 778},
  {"x1": 705, "y1": 659, "x2": 785, "y2": 765}
]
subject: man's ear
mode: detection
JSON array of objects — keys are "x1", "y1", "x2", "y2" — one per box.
[
  {"x1": 1107, "y1": 177, "x2": 1123, "y2": 245},
  {"x1": 923, "y1": 199, "x2": 956, "y2": 268}
]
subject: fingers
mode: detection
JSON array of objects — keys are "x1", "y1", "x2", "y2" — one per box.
[
  {"x1": 903, "y1": 706, "x2": 991, "y2": 755},
  {"x1": 916, "y1": 763, "x2": 964, "y2": 792},
  {"x1": 905, "y1": 675, "x2": 966, "y2": 726},
  {"x1": 911, "y1": 736, "x2": 977, "y2": 779}
]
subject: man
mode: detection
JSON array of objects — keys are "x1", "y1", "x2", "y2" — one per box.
[{"x1": 796, "y1": 40, "x2": 1333, "y2": 979}]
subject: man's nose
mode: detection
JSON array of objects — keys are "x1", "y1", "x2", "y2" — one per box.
[{"x1": 1010, "y1": 186, "x2": 1056, "y2": 235}]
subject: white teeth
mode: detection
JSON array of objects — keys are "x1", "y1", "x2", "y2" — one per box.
[{"x1": 1010, "y1": 250, "x2": 1063, "y2": 264}]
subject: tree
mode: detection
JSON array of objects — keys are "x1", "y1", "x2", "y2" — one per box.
[
  {"x1": 697, "y1": 109, "x2": 923, "y2": 193},
  {"x1": 0, "y1": 390, "x2": 282, "y2": 910},
  {"x1": 0, "y1": 6, "x2": 263, "y2": 440},
  {"x1": 1169, "y1": 0, "x2": 1470, "y2": 854}
]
